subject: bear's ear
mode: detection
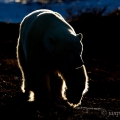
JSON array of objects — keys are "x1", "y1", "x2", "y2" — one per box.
[
  {"x1": 77, "y1": 33, "x2": 83, "y2": 42},
  {"x1": 49, "y1": 36, "x2": 58, "y2": 44}
]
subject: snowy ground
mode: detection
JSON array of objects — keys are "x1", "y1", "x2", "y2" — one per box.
[{"x1": 0, "y1": 0, "x2": 120, "y2": 23}]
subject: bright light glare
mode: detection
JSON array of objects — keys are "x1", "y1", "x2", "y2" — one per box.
[
  {"x1": 28, "y1": 91, "x2": 35, "y2": 102},
  {"x1": 58, "y1": 72, "x2": 67, "y2": 100},
  {"x1": 15, "y1": 0, "x2": 27, "y2": 4}
]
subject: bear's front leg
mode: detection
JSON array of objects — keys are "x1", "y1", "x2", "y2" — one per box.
[{"x1": 49, "y1": 73, "x2": 63, "y2": 101}]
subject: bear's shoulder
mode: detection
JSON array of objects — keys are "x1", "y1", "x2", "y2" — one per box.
[
  {"x1": 20, "y1": 9, "x2": 65, "y2": 32},
  {"x1": 23, "y1": 9, "x2": 63, "y2": 23}
]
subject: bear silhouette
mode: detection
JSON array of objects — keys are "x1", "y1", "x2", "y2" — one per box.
[{"x1": 16, "y1": 9, "x2": 88, "y2": 108}]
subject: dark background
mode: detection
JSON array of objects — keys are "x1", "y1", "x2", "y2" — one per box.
[{"x1": 0, "y1": 15, "x2": 120, "y2": 119}]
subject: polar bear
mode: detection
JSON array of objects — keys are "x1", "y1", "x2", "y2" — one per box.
[{"x1": 16, "y1": 9, "x2": 88, "y2": 108}]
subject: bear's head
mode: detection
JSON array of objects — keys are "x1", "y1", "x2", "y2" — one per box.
[
  {"x1": 46, "y1": 33, "x2": 87, "y2": 105},
  {"x1": 44, "y1": 33, "x2": 87, "y2": 107},
  {"x1": 64, "y1": 65, "x2": 88, "y2": 107}
]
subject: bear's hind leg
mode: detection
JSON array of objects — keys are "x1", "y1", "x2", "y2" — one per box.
[
  {"x1": 17, "y1": 38, "x2": 29, "y2": 100},
  {"x1": 27, "y1": 70, "x2": 52, "y2": 108}
]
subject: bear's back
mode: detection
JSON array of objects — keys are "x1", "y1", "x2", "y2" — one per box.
[
  {"x1": 19, "y1": 9, "x2": 77, "y2": 60},
  {"x1": 20, "y1": 9, "x2": 56, "y2": 41},
  {"x1": 21, "y1": 9, "x2": 65, "y2": 31},
  {"x1": 21, "y1": 9, "x2": 57, "y2": 27},
  {"x1": 20, "y1": 9, "x2": 76, "y2": 47},
  {"x1": 20, "y1": 9, "x2": 72, "y2": 44},
  {"x1": 21, "y1": 9, "x2": 74, "y2": 38}
]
